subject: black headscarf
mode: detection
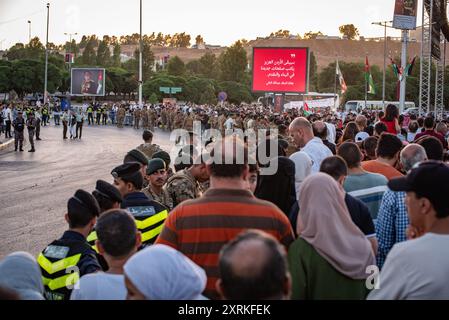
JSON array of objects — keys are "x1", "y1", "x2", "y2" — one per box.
[{"x1": 255, "y1": 156, "x2": 296, "y2": 216}]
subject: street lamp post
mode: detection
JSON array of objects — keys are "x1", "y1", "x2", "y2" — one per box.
[
  {"x1": 27, "y1": 20, "x2": 31, "y2": 43},
  {"x1": 372, "y1": 20, "x2": 393, "y2": 108},
  {"x1": 64, "y1": 32, "x2": 78, "y2": 70},
  {"x1": 139, "y1": 0, "x2": 143, "y2": 108},
  {"x1": 44, "y1": 3, "x2": 50, "y2": 104}
]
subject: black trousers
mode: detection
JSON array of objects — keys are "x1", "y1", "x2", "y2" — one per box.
[
  {"x1": 96, "y1": 114, "x2": 101, "y2": 125},
  {"x1": 102, "y1": 114, "x2": 107, "y2": 125},
  {"x1": 35, "y1": 119, "x2": 41, "y2": 139},
  {"x1": 88, "y1": 113, "x2": 93, "y2": 125},
  {"x1": 76, "y1": 122, "x2": 83, "y2": 138},
  {"x1": 5, "y1": 120, "x2": 12, "y2": 138},
  {"x1": 62, "y1": 121, "x2": 68, "y2": 139}
]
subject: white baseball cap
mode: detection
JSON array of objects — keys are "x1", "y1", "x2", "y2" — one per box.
[{"x1": 355, "y1": 132, "x2": 370, "y2": 142}]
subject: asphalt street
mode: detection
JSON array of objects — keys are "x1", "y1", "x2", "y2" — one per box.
[{"x1": 0, "y1": 123, "x2": 173, "y2": 259}]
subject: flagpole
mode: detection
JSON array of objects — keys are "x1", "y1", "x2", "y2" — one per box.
[
  {"x1": 399, "y1": 30, "x2": 408, "y2": 114},
  {"x1": 365, "y1": 57, "x2": 368, "y2": 109},
  {"x1": 334, "y1": 60, "x2": 338, "y2": 109}
]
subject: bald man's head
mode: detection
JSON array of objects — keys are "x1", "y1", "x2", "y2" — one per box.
[
  {"x1": 400, "y1": 143, "x2": 428, "y2": 172},
  {"x1": 289, "y1": 117, "x2": 314, "y2": 148},
  {"x1": 217, "y1": 230, "x2": 290, "y2": 300},
  {"x1": 312, "y1": 121, "x2": 328, "y2": 140}
]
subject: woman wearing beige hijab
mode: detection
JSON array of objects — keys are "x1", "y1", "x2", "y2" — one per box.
[{"x1": 288, "y1": 173, "x2": 376, "y2": 300}]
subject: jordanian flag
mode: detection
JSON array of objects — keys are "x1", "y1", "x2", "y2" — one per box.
[{"x1": 365, "y1": 56, "x2": 376, "y2": 95}]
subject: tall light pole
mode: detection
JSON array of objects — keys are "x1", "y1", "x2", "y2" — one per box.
[
  {"x1": 372, "y1": 20, "x2": 393, "y2": 108},
  {"x1": 64, "y1": 32, "x2": 77, "y2": 70},
  {"x1": 27, "y1": 20, "x2": 31, "y2": 43},
  {"x1": 44, "y1": 3, "x2": 50, "y2": 104},
  {"x1": 139, "y1": 0, "x2": 143, "y2": 108}
]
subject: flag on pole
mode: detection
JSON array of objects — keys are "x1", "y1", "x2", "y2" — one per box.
[
  {"x1": 365, "y1": 56, "x2": 376, "y2": 95},
  {"x1": 303, "y1": 101, "x2": 311, "y2": 116},
  {"x1": 336, "y1": 60, "x2": 347, "y2": 94},
  {"x1": 389, "y1": 56, "x2": 400, "y2": 79},
  {"x1": 404, "y1": 56, "x2": 417, "y2": 77}
]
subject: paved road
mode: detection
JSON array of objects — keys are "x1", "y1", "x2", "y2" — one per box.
[{"x1": 0, "y1": 124, "x2": 174, "y2": 259}]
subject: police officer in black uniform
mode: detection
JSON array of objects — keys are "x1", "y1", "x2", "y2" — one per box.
[
  {"x1": 37, "y1": 189, "x2": 101, "y2": 300},
  {"x1": 87, "y1": 104, "x2": 94, "y2": 125},
  {"x1": 87, "y1": 180, "x2": 123, "y2": 270},
  {"x1": 111, "y1": 162, "x2": 168, "y2": 247}
]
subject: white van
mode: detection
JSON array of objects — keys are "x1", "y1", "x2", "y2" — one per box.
[{"x1": 345, "y1": 100, "x2": 416, "y2": 114}]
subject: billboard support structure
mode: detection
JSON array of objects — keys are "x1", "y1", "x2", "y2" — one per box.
[{"x1": 419, "y1": 0, "x2": 434, "y2": 115}]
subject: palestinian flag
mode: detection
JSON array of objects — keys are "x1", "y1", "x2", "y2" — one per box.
[
  {"x1": 404, "y1": 56, "x2": 417, "y2": 77},
  {"x1": 336, "y1": 60, "x2": 347, "y2": 94},
  {"x1": 365, "y1": 56, "x2": 376, "y2": 95},
  {"x1": 303, "y1": 102, "x2": 311, "y2": 116},
  {"x1": 390, "y1": 56, "x2": 400, "y2": 79}
]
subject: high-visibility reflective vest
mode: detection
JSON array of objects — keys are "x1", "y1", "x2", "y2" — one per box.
[
  {"x1": 37, "y1": 240, "x2": 91, "y2": 300},
  {"x1": 86, "y1": 229, "x2": 109, "y2": 271},
  {"x1": 126, "y1": 206, "x2": 168, "y2": 246}
]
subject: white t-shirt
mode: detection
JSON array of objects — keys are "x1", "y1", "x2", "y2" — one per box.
[
  {"x1": 301, "y1": 137, "x2": 333, "y2": 173},
  {"x1": 70, "y1": 272, "x2": 127, "y2": 300},
  {"x1": 325, "y1": 122, "x2": 336, "y2": 144},
  {"x1": 289, "y1": 151, "x2": 312, "y2": 200},
  {"x1": 224, "y1": 118, "x2": 235, "y2": 130},
  {"x1": 368, "y1": 233, "x2": 449, "y2": 300}
]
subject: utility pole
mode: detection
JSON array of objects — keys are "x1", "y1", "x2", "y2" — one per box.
[
  {"x1": 27, "y1": 20, "x2": 31, "y2": 43},
  {"x1": 372, "y1": 20, "x2": 393, "y2": 108},
  {"x1": 64, "y1": 32, "x2": 77, "y2": 70},
  {"x1": 44, "y1": 3, "x2": 50, "y2": 104},
  {"x1": 138, "y1": 0, "x2": 143, "y2": 108},
  {"x1": 399, "y1": 30, "x2": 408, "y2": 113}
]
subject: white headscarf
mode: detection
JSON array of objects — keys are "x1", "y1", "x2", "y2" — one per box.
[
  {"x1": 0, "y1": 252, "x2": 44, "y2": 300},
  {"x1": 124, "y1": 244, "x2": 207, "y2": 300}
]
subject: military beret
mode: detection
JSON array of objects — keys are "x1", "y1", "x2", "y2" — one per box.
[
  {"x1": 125, "y1": 149, "x2": 148, "y2": 166},
  {"x1": 111, "y1": 162, "x2": 141, "y2": 180},
  {"x1": 94, "y1": 180, "x2": 122, "y2": 203},
  {"x1": 146, "y1": 158, "x2": 166, "y2": 175},
  {"x1": 152, "y1": 150, "x2": 171, "y2": 166},
  {"x1": 68, "y1": 189, "x2": 100, "y2": 218}
]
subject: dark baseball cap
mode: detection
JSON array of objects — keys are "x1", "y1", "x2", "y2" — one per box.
[{"x1": 388, "y1": 161, "x2": 449, "y2": 211}]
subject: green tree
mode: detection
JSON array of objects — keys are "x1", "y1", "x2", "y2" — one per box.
[
  {"x1": 148, "y1": 93, "x2": 158, "y2": 104},
  {"x1": 269, "y1": 30, "x2": 291, "y2": 38},
  {"x1": 219, "y1": 41, "x2": 247, "y2": 82},
  {"x1": 303, "y1": 31, "x2": 324, "y2": 39},
  {"x1": 309, "y1": 52, "x2": 318, "y2": 92},
  {"x1": 186, "y1": 60, "x2": 201, "y2": 74},
  {"x1": 339, "y1": 24, "x2": 360, "y2": 40},
  {"x1": 198, "y1": 52, "x2": 218, "y2": 79},
  {"x1": 167, "y1": 56, "x2": 186, "y2": 76},
  {"x1": 195, "y1": 35, "x2": 204, "y2": 47},
  {"x1": 81, "y1": 37, "x2": 97, "y2": 65},
  {"x1": 133, "y1": 42, "x2": 155, "y2": 81},
  {"x1": 112, "y1": 43, "x2": 121, "y2": 67},
  {"x1": 96, "y1": 40, "x2": 111, "y2": 66}
]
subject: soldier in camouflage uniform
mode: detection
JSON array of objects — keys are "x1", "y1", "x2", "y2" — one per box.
[
  {"x1": 141, "y1": 107, "x2": 149, "y2": 129},
  {"x1": 160, "y1": 108, "x2": 168, "y2": 130},
  {"x1": 143, "y1": 158, "x2": 174, "y2": 211},
  {"x1": 183, "y1": 112, "x2": 194, "y2": 132},
  {"x1": 136, "y1": 130, "x2": 162, "y2": 160},
  {"x1": 148, "y1": 108, "x2": 156, "y2": 130},
  {"x1": 164, "y1": 160, "x2": 209, "y2": 208},
  {"x1": 173, "y1": 111, "x2": 184, "y2": 130},
  {"x1": 117, "y1": 107, "x2": 125, "y2": 128},
  {"x1": 133, "y1": 108, "x2": 141, "y2": 129}
]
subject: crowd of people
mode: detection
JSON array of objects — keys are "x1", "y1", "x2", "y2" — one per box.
[{"x1": 0, "y1": 100, "x2": 449, "y2": 300}]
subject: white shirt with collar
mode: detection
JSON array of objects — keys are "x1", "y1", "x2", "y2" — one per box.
[{"x1": 301, "y1": 137, "x2": 333, "y2": 173}]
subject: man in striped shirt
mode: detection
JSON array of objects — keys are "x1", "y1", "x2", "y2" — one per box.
[
  {"x1": 156, "y1": 137, "x2": 295, "y2": 299},
  {"x1": 337, "y1": 142, "x2": 388, "y2": 221}
]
